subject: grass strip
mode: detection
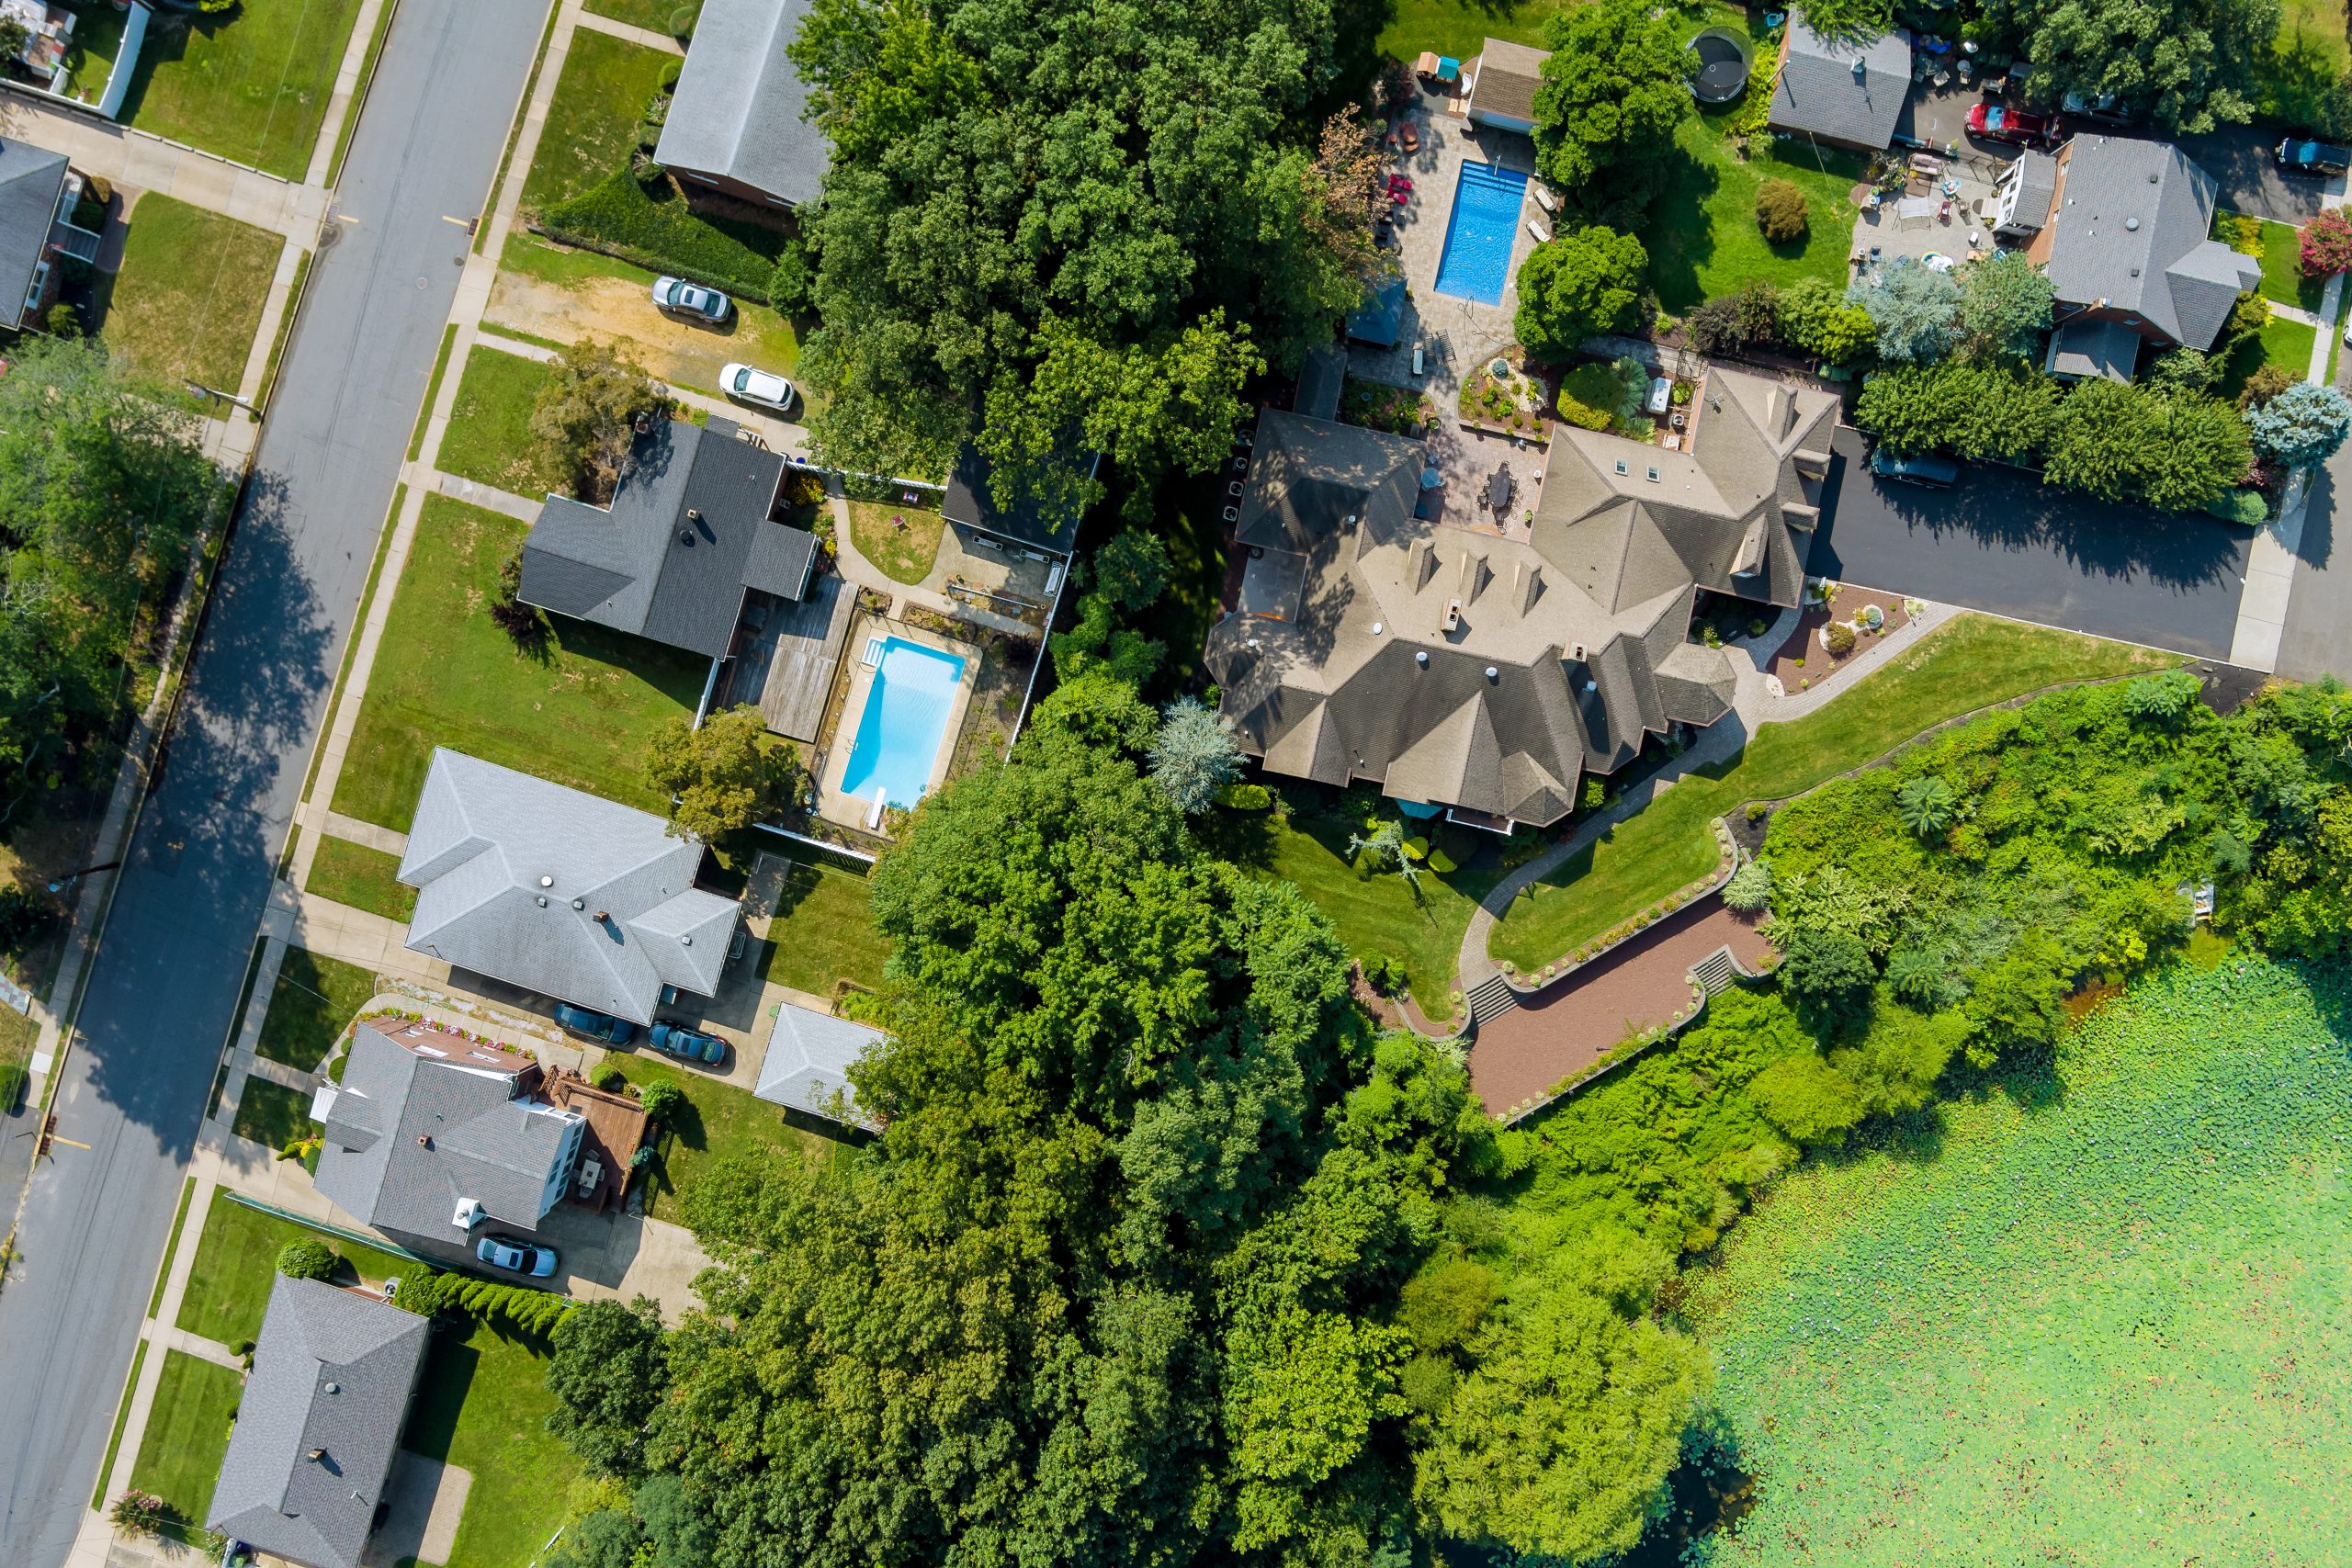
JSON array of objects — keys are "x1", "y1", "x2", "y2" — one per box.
[
  {"x1": 304, "y1": 838, "x2": 418, "y2": 923},
  {"x1": 479, "y1": 0, "x2": 567, "y2": 255},
  {"x1": 409, "y1": 324, "x2": 458, "y2": 463},
  {"x1": 145, "y1": 1179, "x2": 197, "y2": 1320},
  {"x1": 92, "y1": 1338, "x2": 148, "y2": 1510},
  {"x1": 254, "y1": 247, "x2": 312, "y2": 414},
  {"x1": 1491, "y1": 616, "x2": 2176, "y2": 971}
]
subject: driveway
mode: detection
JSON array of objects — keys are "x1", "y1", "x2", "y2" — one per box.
[
  {"x1": 0, "y1": 6, "x2": 550, "y2": 1564},
  {"x1": 2179, "y1": 124, "x2": 2330, "y2": 222},
  {"x1": 1810, "y1": 425, "x2": 2253, "y2": 660}
]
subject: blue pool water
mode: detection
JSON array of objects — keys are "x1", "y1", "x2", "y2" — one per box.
[
  {"x1": 841, "y1": 637, "x2": 967, "y2": 808},
  {"x1": 1431, "y1": 161, "x2": 1531, "y2": 306}
]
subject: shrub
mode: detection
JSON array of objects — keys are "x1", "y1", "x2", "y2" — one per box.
[
  {"x1": 1724, "y1": 857, "x2": 1774, "y2": 912},
  {"x1": 2238, "y1": 362, "x2": 2297, "y2": 410},
  {"x1": 539, "y1": 170, "x2": 786, "y2": 297},
  {"x1": 2213, "y1": 211, "x2": 2263, "y2": 255},
  {"x1": 2246, "y1": 379, "x2": 2352, "y2": 468},
  {"x1": 669, "y1": 2, "x2": 701, "y2": 38},
  {"x1": 636, "y1": 1079, "x2": 684, "y2": 1123},
  {"x1": 1825, "y1": 621, "x2": 1857, "y2": 656},
  {"x1": 767, "y1": 235, "x2": 813, "y2": 316},
  {"x1": 1215, "y1": 783, "x2": 1272, "y2": 810},
  {"x1": 1359, "y1": 953, "x2": 1408, "y2": 995},
  {"x1": 276, "y1": 1237, "x2": 338, "y2": 1280},
  {"x1": 1555, "y1": 388, "x2": 1613, "y2": 430},
  {"x1": 1755, "y1": 177, "x2": 1809, "y2": 243},
  {"x1": 2206, "y1": 487, "x2": 2269, "y2": 525},
  {"x1": 109, "y1": 1490, "x2": 169, "y2": 1540},
  {"x1": 2299, "y1": 209, "x2": 2352, "y2": 276},
  {"x1": 592, "y1": 1065, "x2": 627, "y2": 1091}
]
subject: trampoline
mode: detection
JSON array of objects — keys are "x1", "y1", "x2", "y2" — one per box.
[{"x1": 1688, "y1": 28, "x2": 1751, "y2": 105}]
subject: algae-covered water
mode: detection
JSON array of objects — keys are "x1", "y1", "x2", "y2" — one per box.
[{"x1": 1681, "y1": 956, "x2": 2352, "y2": 1565}]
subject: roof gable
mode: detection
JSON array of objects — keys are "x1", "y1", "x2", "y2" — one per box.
[
  {"x1": 1768, "y1": 22, "x2": 1910, "y2": 148},
  {"x1": 652, "y1": 0, "x2": 831, "y2": 206},
  {"x1": 0, "y1": 140, "x2": 68, "y2": 331}
]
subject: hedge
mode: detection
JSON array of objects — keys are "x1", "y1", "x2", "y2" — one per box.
[
  {"x1": 392, "y1": 1269, "x2": 574, "y2": 1337},
  {"x1": 538, "y1": 169, "x2": 788, "y2": 298}
]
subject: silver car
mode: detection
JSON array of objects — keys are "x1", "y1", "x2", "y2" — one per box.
[
  {"x1": 651, "y1": 276, "x2": 732, "y2": 323},
  {"x1": 720, "y1": 361, "x2": 796, "y2": 412},
  {"x1": 476, "y1": 1234, "x2": 559, "y2": 1278}
]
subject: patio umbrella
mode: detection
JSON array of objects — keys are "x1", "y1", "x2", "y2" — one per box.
[{"x1": 1420, "y1": 465, "x2": 1443, "y2": 490}]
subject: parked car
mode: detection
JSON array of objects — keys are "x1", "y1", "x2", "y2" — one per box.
[
  {"x1": 553, "y1": 1002, "x2": 635, "y2": 1044},
  {"x1": 650, "y1": 1020, "x2": 727, "y2": 1066},
  {"x1": 651, "y1": 276, "x2": 732, "y2": 323},
  {"x1": 1966, "y1": 103, "x2": 2052, "y2": 143},
  {"x1": 2277, "y1": 138, "x2": 2352, "y2": 176},
  {"x1": 476, "y1": 1234, "x2": 559, "y2": 1278},
  {"x1": 720, "y1": 361, "x2": 796, "y2": 412},
  {"x1": 1871, "y1": 449, "x2": 1961, "y2": 488}
]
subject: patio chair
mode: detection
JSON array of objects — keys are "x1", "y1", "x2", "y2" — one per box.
[{"x1": 1400, "y1": 121, "x2": 1420, "y2": 152}]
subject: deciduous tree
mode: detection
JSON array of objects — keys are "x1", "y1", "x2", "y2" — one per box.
[
  {"x1": 1983, "y1": 0, "x2": 2279, "y2": 133},
  {"x1": 1957, "y1": 251, "x2": 2055, "y2": 362},
  {"x1": 531, "y1": 339, "x2": 666, "y2": 503},
  {"x1": 643, "y1": 705, "x2": 803, "y2": 840},
  {"x1": 1530, "y1": 0, "x2": 1691, "y2": 222},
  {"x1": 1513, "y1": 226, "x2": 1647, "y2": 361}
]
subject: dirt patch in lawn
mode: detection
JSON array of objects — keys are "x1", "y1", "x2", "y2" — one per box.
[{"x1": 486, "y1": 270, "x2": 759, "y2": 395}]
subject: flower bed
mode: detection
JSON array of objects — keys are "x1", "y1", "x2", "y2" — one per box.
[
  {"x1": 1457, "y1": 361, "x2": 1548, "y2": 438},
  {"x1": 1766, "y1": 581, "x2": 1911, "y2": 691}
]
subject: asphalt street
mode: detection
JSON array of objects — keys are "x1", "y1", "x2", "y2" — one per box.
[
  {"x1": 2278, "y1": 354, "x2": 2352, "y2": 682},
  {"x1": 0, "y1": 5, "x2": 549, "y2": 1562},
  {"x1": 1810, "y1": 425, "x2": 2254, "y2": 661}
]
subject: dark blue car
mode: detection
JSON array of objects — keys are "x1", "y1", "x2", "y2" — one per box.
[
  {"x1": 552, "y1": 1003, "x2": 635, "y2": 1044},
  {"x1": 650, "y1": 1021, "x2": 727, "y2": 1066}
]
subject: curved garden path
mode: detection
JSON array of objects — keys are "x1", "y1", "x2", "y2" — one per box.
[
  {"x1": 1469, "y1": 895, "x2": 1773, "y2": 1112},
  {"x1": 1454, "y1": 601, "x2": 1962, "y2": 993}
]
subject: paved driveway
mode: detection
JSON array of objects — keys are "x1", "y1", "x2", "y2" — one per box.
[
  {"x1": 2179, "y1": 124, "x2": 2329, "y2": 222},
  {"x1": 1811, "y1": 426, "x2": 2253, "y2": 660}
]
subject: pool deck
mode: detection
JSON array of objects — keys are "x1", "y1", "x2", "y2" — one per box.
[{"x1": 813, "y1": 615, "x2": 981, "y2": 832}]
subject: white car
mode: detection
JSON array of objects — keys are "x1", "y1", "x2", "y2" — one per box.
[
  {"x1": 476, "y1": 1234, "x2": 559, "y2": 1278},
  {"x1": 650, "y1": 276, "x2": 732, "y2": 323},
  {"x1": 721, "y1": 361, "x2": 797, "y2": 412}
]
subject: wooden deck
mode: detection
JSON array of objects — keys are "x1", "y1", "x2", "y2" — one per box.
[
  {"x1": 726, "y1": 573, "x2": 857, "y2": 741},
  {"x1": 545, "y1": 1071, "x2": 651, "y2": 1213}
]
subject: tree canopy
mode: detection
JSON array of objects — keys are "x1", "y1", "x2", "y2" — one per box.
[
  {"x1": 1514, "y1": 227, "x2": 1648, "y2": 361},
  {"x1": 1849, "y1": 258, "x2": 1962, "y2": 365},
  {"x1": 1984, "y1": 0, "x2": 2279, "y2": 133},
  {"x1": 1529, "y1": 0, "x2": 1690, "y2": 223},
  {"x1": 790, "y1": 0, "x2": 1381, "y2": 522},
  {"x1": 1956, "y1": 252, "x2": 2056, "y2": 363}
]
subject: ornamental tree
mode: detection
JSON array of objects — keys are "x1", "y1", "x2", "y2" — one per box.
[
  {"x1": 1513, "y1": 226, "x2": 1648, "y2": 360},
  {"x1": 1756, "y1": 177, "x2": 1808, "y2": 243},
  {"x1": 643, "y1": 705, "x2": 805, "y2": 840},
  {"x1": 2301, "y1": 209, "x2": 2352, "y2": 276},
  {"x1": 1148, "y1": 696, "x2": 1245, "y2": 813},
  {"x1": 1957, "y1": 251, "x2": 2055, "y2": 362},
  {"x1": 1530, "y1": 0, "x2": 1690, "y2": 222},
  {"x1": 1778, "y1": 276, "x2": 1878, "y2": 364},
  {"x1": 1849, "y1": 257, "x2": 1962, "y2": 365},
  {"x1": 2246, "y1": 378, "x2": 2352, "y2": 468}
]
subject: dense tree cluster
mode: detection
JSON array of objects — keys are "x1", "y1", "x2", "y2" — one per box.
[
  {"x1": 0, "y1": 338, "x2": 218, "y2": 821},
  {"x1": 546, "y1": 671, "x2": 1500, "y2": 1568},
  {"x1": 1982, "y1": 0, "x2": 2280, "y2": 133},
  {"x1": 1688, "y1": 277, "x2": 1876, "y2": 365},
  {"x1": 788, "y1": 0, "x2": 1383, "y2": 519},
  {"x1": 1529, "y1": 0, "x2": 1690, "y2": 225}
]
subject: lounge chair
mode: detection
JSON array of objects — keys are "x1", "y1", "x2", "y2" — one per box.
[
  {"x1": 1527, "y1": 215, "x2": 1553, "y2": 243},
  {"x1": 1532, "y1": 184, "x2": 1559, "y2": 214},
  {"x1": 1400, "y1": 121, "x2": 1420, "y2": 152}
]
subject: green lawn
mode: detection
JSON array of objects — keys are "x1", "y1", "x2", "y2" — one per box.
[
  {"x1": 121, "y1": 0, "x2": 368, "y2": 180},
  {"x1": 2243, "y1": 214, "x2": 2327, "y2": 311},
  {"x1": 254, "y1": 949, "x2": 379, "y2": 1071},
  {"x1": 0, "y1": 1006, "x2": 33, "y2": 1112},
  {"x1": 761, "y1": 861, "x2": 894, "y2": 997},
  {"x1": 1646, "y1": 117, "x2": 1869, "y2": 313},
  {"x1": 398, "y1": 1317, "x2": 582, "y2": 1568},
  {"x1": 522, "y1": 28, "x2": 676, "y2": 213},
  {"x1": 607, "y1": 1055, "x2": 838, "y2": 1220},
  {"x1": 1198, "y1": 808, "x2": 1500, "y2": 1016},
  {"x1": 175, "y1": 1190, "x2": 414, "y2": 1348},
  {"x1": 103, "y1": 195, "x2": 281, "y2": 395},
  {"x1": 846, "y1": 500, "x2": 944, "y2": 585},
  {"x1": 437, "y1": 346, "x2": 569, "y2": 500},
  {"x1": 230, "y1": 1076, "x2": 313, "y2": 1153},
  {"x1": 587, "y1": 0, "x2": 695, "y2": 31},
  {"x1": 1377, "y1": 0, "x2": 1567, "y2": 57},
  {"x1": 127, "y1": 1351, "x2": 243, "y2": 1534},
  {"x1": 305, "y1": 838, "x2": 419, "y2": 924},
  {"x1": 329, "y1": 496, "x2": 707, "y2": 832},
  {"x1": 62, "y1": 5, "x2": 128, "y2": 106},
  {"x1": 2277, "y1": 0, "x2": 2350, "y2": 69},
  {"x1": 2263, "y1": 310, "x2": 2320, "y2": 378},
  {"x1": 1490, "y1": 616, "x2": 2177, "y2": 971}
]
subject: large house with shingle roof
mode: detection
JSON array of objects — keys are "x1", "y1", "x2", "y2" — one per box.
[
  {"x1": 1992, "y1": 134, "x2": 2261, "y2": 381},
  {"x1": 206, "y1": 1274, "x2": 429, "y2": 1568},
  {"x1": 314, "y1": 1016, "x2": 589, "y2": 1246},
  {"x1": 1204, "y1": 367, "x2": 1834, "y2": 829},
  {"x1": 654, "y1": 0, "x2": 831, "y2": 209},
  {"x1": 397, "y1": 749, "x2": 741, "y2": 1024}
]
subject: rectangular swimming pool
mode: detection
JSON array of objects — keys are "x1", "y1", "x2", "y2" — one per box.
[
  {"x1": 1431, "y1": 161, "x2": 1531, "y2": 306},
  {"x1": 840, "y1": 637, "x2": 967, "y2": 810}
]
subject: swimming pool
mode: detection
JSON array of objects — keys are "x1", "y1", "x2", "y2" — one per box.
[
  {"x1": 839, "y1": 637, "x2": 967, "y2": 809},
  {"x1": 1431, "y1": 161, "x2": 1531, "y2": 306}
]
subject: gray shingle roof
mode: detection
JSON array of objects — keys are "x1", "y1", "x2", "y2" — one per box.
[
  {"x1": 653, "y1": 0, "x2": 830, "y2": 208},
  {"x1": 2045, "y1": 317, "x2": 2143, "y2": 381},
  {"x1": 518, "y1": 416, "x2": 814, "y2": 659},
  {"x1": 2006, "y1": 149, "x2": 2058, "y2": 230},
  {"x1": 206, "y1": 1275, "x2": 429, "y2": 1568},
  {"x1": 1469, "y1": 38, "x2": 1549, "y2": 125},
  {"x1": 1205, "y1": 369, "x2": 1827, "y2": 825},
  {"x1": 316, "y1": 1018, "x2": 583, "y2": 1238},
  {"x1": 753, "y1": 1001, "x2": 885, "y2": 1127},
  {"x1": 0, "y1": 140, "x2": 69, "y2": 332},
  {"x1": 398, "y1": 750, "x2": 740, "y2": 1023},
  {"x1": 1768, "y1": 21, "x2": 1911, "y2": 150},
  {"x1": 2040, "y1": 136, "x2": 2260, "y2": 350},
  {"x1": 941, "y1": 443, "x2": 1089, "y2": 555}
]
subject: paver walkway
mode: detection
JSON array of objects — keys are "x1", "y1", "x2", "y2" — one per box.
[{"x1": 1469, "y1": 897, "x2": 1771, "y2": 1112}]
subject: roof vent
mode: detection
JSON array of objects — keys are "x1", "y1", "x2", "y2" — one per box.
[
  {"x1": 2125, "y1": 216, "x2": 2140, "y2": 231},
  {"x1": 536, "y1": 896, "x2": 548, "y2": 908},
  {"x1": 1485, "y1": 666, "x2": 1499, "y2": 681},
  {"x1": 324, "y1": 1382, "x2": 340, "y2": 1395},
  {"x1": 1415, "y1": 649, "x2": 1429, "y2": 666},
  {"x1": 1345, "y1": 513, "x2": 1358, "y2": 525},
  {"x1": 1850, "y1": 57, "x2": 1866, "y2": 80},
  {"x1": 1371, "y1": 621, "x2": 1384, "y2": 635},
  {"x1": 2147, "y1": 171, "x2": 2159, "y2": 183},
  {"x1": 2129, "y1": 266, "x2": 2141, "y2": 276},
  {"x1": 678, "y1": 529, "x2": 695, "y2": 546},
  {"x1": 308, "y1": 1450, "x2": 327, "y2": 1463},
  {"x1": 687, "y1": 508, "x2": 703, "y2": 521},
  {"x1": 539, "y1": 875, "x2": 553, "y2": 888},
  {"x1": 416, "y1": 1134, "x2": 432, "y2": 1148},
  {"x1": 681, "y1": 935, "x2": 692, "y2": 946},
  {"x1": 572, "y1": 897, "x2": 585, "y2": 910}
]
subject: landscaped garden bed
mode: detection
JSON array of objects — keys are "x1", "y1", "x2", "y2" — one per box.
[
  {"x1": 1456, "y1": 357, "x2": 1549, "y2": 439},
  {"x1": 1765, "y1": 582, "x2": 1915, "y2": 691},
  {"x1": 1340, "y1": 376, "x2": 1435, "y2": 435}
]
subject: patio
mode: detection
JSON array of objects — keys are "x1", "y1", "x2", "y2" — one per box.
[{"x1": 1849, "y1": 152, "x2": 2003, "y2": 277}]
